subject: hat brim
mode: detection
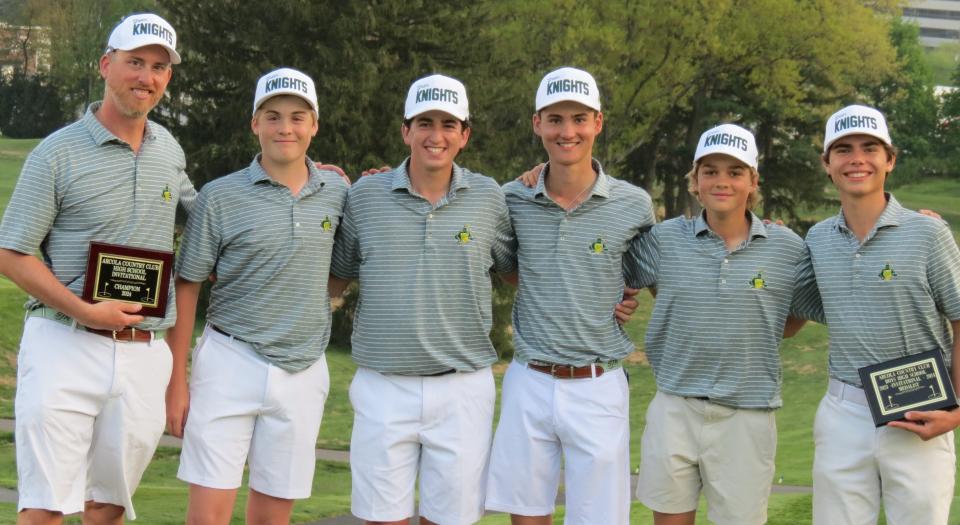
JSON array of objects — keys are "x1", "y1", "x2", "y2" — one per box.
[
  {"x1": 694, "y1": 150, "x2": 758, "y2": 170},
  {"x1": 113, "y1": 42, "x2": 181, "y2": 64},
  {"x1": 822, "y1": 129, "x2": 891, "y2": 154},
  {"x1": 253, "y1": 92, "x2": 319, "y2": 117},
  {"x1": 404, "y1": 107, "x2": 469, "y2": 122},
  {"x1": 535, "y1": 96, "x2": 601, "y2": 113}
]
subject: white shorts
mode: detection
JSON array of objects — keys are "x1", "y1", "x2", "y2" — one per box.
[
  {"x1": 485, "y1": 361, "x2": 631, "y2": 524},
  {"x1": 349, "y1": 366, "x2": 495, "y2": 525},
  {"x1": 636, "y1": 392, "x2": 776, "y2": 525},
  {"x1": 15, "y1": 317, "x2": 172, "y2": 520},
  {"x1": 813, "y1": 379, "x2": 956, "y2": 525},
  {"x1": 177, "y1": 326, "x2": 330, "y2": 499}
]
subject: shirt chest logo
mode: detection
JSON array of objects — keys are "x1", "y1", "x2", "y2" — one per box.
[
  {"x1": 878, "y1": 263, "x2": 897, "y2": 281},
  {"x1": 455, "y1": 224, "x2": 473, "y2": 245},
  {"x1": 321, "y1": 215, "x2": 333, "y2": 232},
  {"x1": 749, "y1": 271, "x2": 766, "y2": 289},
  {"x1": 589, "y1": 236, "x2": 605, "y2": 254},
  {"x1": 161, "y1": 184, "x2": 172, "y2": 203}
]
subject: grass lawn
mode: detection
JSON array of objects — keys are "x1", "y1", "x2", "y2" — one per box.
[{"x1": 1, "y1": 136, "x2": 960, "y2": 523}]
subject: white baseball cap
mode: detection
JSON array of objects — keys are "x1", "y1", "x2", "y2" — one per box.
[
  {"x1": 252, "y1": 68, "x2": 319, "y2": 118},
  {"x1": 535, "y1": 67, "x2": 601, "y2": 112},
  {"x1": 823, "y1": 104, "x2": 891, "y2": 153},
  {"x1": 404, "y1": 74, "x2": 469, "y2": 121},
  {"x1": 107, "y1": 13, "x2": 180, "y2": 64},
  {"x1": 694, "y1": 123, "x2": 759, "y2": 169}
]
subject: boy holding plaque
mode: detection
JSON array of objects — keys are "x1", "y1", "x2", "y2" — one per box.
[
  {"x1": 165, "y1": 68, "x2": 348, "y2": 524},
  {"x1": 330, "y1": 74, "x2": 517, "y2": 525},
  {"x1": 624, "y1": 124, "x2": 819, "y2": 525},
  {"x1": 0, "y1": 13, "x2": 195, "y2": 524},
  {"x1": 802, "y1": 104, "x2": 960, "y2": 524}
]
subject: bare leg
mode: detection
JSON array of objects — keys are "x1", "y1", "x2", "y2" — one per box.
[
  {"x1": 186, "y1": 484, "x2": 239, "y2": 525},
  {"x1": 17, "y1": 509, "x2": 64, "y2": 525},
  {"x1": 246, "y1": 489, "x2": 295, "y2": 525},
  {"x1": 653, "y1": 510, "x2": 696, "y2": 525},
  {"x1": 82, "y1": 501, "x2": 124, "y2": 525}
]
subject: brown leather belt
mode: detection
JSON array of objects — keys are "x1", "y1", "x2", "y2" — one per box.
[
  {"x1": 527, "y1": 361, "x2": 608, "y2": 379},
  {"x1": 85, "y1": 327, "x2": 154, "y2": 343},
  {"x1": 28, "y1": 306, "x2": 159, "y2": 343}
]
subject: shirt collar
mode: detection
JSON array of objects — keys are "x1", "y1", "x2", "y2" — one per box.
[
  {"x1": 391, "y1": 158, "x2": 470, "y2": 194},
  {"x1": 247, "y1": 154, "x2": 328, "y2": 194},
  {"x1": 82, "y1": 101, "x2": 155, "y2": 147},
  {"x1": 834, "y1": 192, "x2": 903, "y2": 233},
  {"x1": 694, "y1": 210, "x2": 768, "y2": 240},
  {"x1": 533, "y1": 158, "x2": 610, "y2": 200}
]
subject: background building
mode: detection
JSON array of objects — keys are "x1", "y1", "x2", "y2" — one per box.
[
  {"x1": 0, "y1": 22, "x2": 49, "y2": 78},
  {"x1": 904, "y1": 1, "x2": 960, "y2": 48}
]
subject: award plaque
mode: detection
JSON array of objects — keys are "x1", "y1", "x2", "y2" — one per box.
[
  {"x1": 858, "y1": 350, "x2": 958, "y2": 427},
  {"x1": 81, "y1": 242, "x2": 173, "y2": 317}
]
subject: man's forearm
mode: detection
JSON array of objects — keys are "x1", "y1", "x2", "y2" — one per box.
[{"x1": 0, "y1": 248, "x2": 90, "y2": 319}]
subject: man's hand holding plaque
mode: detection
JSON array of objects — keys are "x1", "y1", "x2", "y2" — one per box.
[{"x1": 81, "y1": 242, "x2": 174, "y2": 318}]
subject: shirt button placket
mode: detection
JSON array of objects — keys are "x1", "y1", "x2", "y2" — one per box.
[
  {"x1": 426, "y1": 212, "x2": 434, "y2": 247},
  {"x1": 852, "y1": 251, "x2": 861, "y2": 287}
]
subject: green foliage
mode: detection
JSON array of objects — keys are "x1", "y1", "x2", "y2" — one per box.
[
  {"x1": 924, "y1": 42, "x2": 960, "y2": 86},
  {"x1": 160, "y1": 0, "x2": 481, "y2": 187},
  {"x1": 35, "y1": 0, "x2": 157, "y2": 115},
  {"x1": 939, "y1": 65, "x2": 960, "y2": 176},
  {"x1": 472, "y1": 0, "x2": 900, "y2": 222},
  {"x1": 0, "y1": 72, "x2": 66, "y2": 138},
  {"x1": 869, "y1": 20, "x2": 939, "y2": 166}
]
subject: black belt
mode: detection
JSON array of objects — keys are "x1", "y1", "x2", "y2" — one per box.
[
  {"x1": 423, "y1": 368, "x2": 457, "y2": 377},
  {"x1": 210, "y1": 324, "x2": 248, "y2": 343}
]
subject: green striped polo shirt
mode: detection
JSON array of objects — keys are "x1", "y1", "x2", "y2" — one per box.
[
  {"x1": 803, "y1": 194, "x2": 960, "y2": 387},
  {"x1": 330, "y1": 159, "x2": 517, "y2": 375},
  {"x1": 0, "y1": 103, "x2": 196, "y2": 330},
  {"x1": 505, "y1": 160, "x2": 655, "y2": 365},
  {"x1": 176, "y1": 156, "x2": 348, "y2": 372},
  {"x1": 626, "y1": 212, "x2": 820, "y2": 408}
]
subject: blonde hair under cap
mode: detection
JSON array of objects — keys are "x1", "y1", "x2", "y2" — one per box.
[{"x1": 686, "y1": 123, "x2": 762, "y2": 210}]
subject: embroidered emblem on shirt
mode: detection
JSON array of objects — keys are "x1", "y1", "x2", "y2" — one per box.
[
  {"x1": 161, "y1": 184, "x2": 172, "y2": 203},
  {"x1": 321, "y1": 215, "x2": 332, "y2": 232},
  {"x1": 749, "y1": 271, "x2": 766, "y2": 289},
  {"x1": 878, "y1": 263, "x2": 897, "y2": 281},
  {"x1": 456, "y1": 225, "x2": 472, "y2": 245},
  {"x1": 589, "y1": 237, "x2": 605, "y2": 254}
]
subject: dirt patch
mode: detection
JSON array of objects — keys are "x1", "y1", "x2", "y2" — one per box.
[
  {"x1": 624, "y1": 350, "x2": 648, "y2": 365},
  {"x1": 787, "y1": 363, "x2": 819, "y2": 375}
]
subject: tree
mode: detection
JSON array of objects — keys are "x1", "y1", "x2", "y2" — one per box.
[
  {"x1": 939, "y1": 66, "x2": 960, "y2": 177},
  {"x1": 22, "y1": 0, "x2": 156, "y2": 117},
  {"x1": 865, "y1": 18, "x2": 940, "y2": 184},
  {"x1": 160, "y1": 0, "x2": 482, "y2": 187},
  {"x1": 472, "y1": 0, "x2": 898, "y2": 224},
  {"x1": 0, "y1": 71, "x2": 65, "y2": 137}
]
